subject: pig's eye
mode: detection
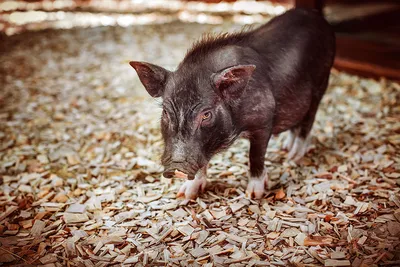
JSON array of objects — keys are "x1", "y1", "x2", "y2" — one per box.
[{"x1": 201, "y1": 111, "x2": 212, "y2": 121}]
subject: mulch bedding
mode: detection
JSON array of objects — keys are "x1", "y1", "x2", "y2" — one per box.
[{"x1": 0, "y1": 21, "x2": 399, "y2": 267}]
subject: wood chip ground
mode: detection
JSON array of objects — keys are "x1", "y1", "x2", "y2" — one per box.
[{"x1": 0, "y1": 11, "x2": 399, "y2": 267}]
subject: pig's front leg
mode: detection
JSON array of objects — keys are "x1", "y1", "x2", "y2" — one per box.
[
  {"x1": 177, "y1": 166, "x2": 207, "y2": 199},
  {"x1": 246, "y1": 129, "x2": 271, "y2": 199}
]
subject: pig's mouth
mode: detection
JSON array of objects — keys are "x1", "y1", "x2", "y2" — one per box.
[{"x1": 163, "y1": 164, "x2": 197, "y2": 180}]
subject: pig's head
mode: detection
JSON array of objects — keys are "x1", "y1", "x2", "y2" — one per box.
[{"x1": 129, "y1": 61, "x2": 255, "y2": 180}]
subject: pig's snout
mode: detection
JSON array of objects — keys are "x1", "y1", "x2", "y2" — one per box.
[
  {"x1": 163, "y1": 163, "x2": 196, "y2": 180},
  {"x1": 162, "y1": 141, "x2": 200, "y2": 180}
]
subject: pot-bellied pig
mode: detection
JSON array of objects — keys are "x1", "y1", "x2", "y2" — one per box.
[{"x1": 129, "y1": 8, "x2": 335, "y2": 199}]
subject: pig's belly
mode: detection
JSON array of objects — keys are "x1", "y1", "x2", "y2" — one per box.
[{"x1": 271, "y1": 101, "x2": 310, "y2": 134}]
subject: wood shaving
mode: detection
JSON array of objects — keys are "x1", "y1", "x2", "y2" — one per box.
[{"x1": 174, "y1": 170, "x2": 188, "y2": 179}]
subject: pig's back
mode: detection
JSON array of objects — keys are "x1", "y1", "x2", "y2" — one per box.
[
  {"x1": 236, "y1": 8, "x2": 335, "y2": 133},
  {"x1": 247, "y1": 8, "x2": 335, "y2": 90}
]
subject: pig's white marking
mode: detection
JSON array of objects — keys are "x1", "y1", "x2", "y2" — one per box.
[
  {"x1": 172, "y1": 139, "x2": 186, "y2": 162},
  {"x1": 282, "y1": 130, "x2": 295, "y2": 151},
  {"x1": 179, "y1": 110, "x2": 185, "y2": 128},
  {"x1": 287, "y1": 135, "x2": 311, "y2": 162},
  {"x1": 177, "y1": 167, "x2": 207, "y2": 199},
  {"x1": 246, "y1": 169, "x2": 268, "y2": 199}
]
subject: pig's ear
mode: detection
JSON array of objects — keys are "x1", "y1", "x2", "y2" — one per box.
[
  {"x1": 129, "y1": 61, "x2": 170, "y2": 97},
  {"x1": 212, "y1": 65, "x2": 256, "y2": 99}
]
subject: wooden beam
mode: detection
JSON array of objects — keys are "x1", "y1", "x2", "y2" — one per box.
[{"x1": 334, "y1": 35, "x2": 400, "y2": 80}]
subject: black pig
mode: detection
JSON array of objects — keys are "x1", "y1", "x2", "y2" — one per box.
[{"x1": 129, "y1": 8, "x2": 335, "y2": 199}]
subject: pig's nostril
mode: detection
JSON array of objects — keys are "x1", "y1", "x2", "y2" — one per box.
[
  {"x1": 171, "y1": 161, "x2": 185, "y2": 164},
  {"x1": 163, "y1": 170, "x2": 175, "y2": 178}
]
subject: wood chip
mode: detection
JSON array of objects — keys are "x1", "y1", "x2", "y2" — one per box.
[
  {"x1": 229, "y1": 203, "x2": 245, "y2": 213},
  {"x1": 63, "y1": 213, "x2": 89, "y2": 224},
  {"x1": 281, "y1": 228, "x2": 300, "y2": 238},
  {"x1": 39, "y1": 254, "x2": 58, "y2": 264},
  {"x1": 0, "y1": 252, "x2": 16, "y2": 263},
  {"x1": 210, "y1": 209, "x2": 227, "y2": 219},
  {"x1": 19, "y1": 219, "x2": 33, "y2": 229},
  {"x1": 174, "y1": 170, "x2": 188, "y2": 179},
  {"x1": 136, "y1": 194, "x2": 162, "y2": 203},
  {"x1": 331, "y1": 251, "x2": 346, "y2": 259},
  {"x1": 223, "y1": 232, "x2": 247, "y2": 243},
  {"x1": 0, "y1": 206, "x2": 18, "y2": 221},
  {"x1": 304, "y1": 236, "x2": 334, "y2": 246},
  {"x1": 190, "y1": 247, "x2": 208, "y2": 258},
  {"x1": 325, "y1": 259, "x2": 351, "y2": 266},
  {"x1": 177, "y1": 225, "x2": 194, "y2": 236},
  {"x1": 66, "y1": 203, "x2": 87, "y2": 213},
  {"x1": 275, "y1": 188, "x2": 286, "y2": 200},
  {"x1": 357, "y1": 236, "x2": 367, "y2": 245},
  {"x1": 31, "y1": 220, "x2": 46, "y2": 237}
]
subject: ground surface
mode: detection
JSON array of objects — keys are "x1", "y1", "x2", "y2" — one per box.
[{"x1": 0, "y1": 22, "x2": 399, "y2": 267}]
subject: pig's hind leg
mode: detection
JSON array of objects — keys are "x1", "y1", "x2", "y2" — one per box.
[
  {"x1": 286, "y1": 128, "x2": 312, "y2": 162},
  {"x1": 177, "y1": 166, "x2": 208, "y2": 199},
  {"x1": 286, "y1": 78, "x2": 328, "y2": 162},
  {"x1": 282, "y1": 129, "x2": 296, "y2": 151},
  {"x1": 286, "y1": 102, "x2": 320, "y2": 162}
]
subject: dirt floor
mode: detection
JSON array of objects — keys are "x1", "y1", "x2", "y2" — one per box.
[{"x1": 0, "y1": 22, "x2": 399, "y2": 267}]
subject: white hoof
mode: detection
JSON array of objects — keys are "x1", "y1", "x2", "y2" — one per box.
[
  {"x1": 177, "y1": 169, "x2": 207, "y2": 199},
  {"x1": 283, "y1": 131, "x2": 295, "y2": 151},
  {"x1": 246, "y1": 171, "x2": 268, "y2": 199},
  {"x1": 287, "y1": 135, "x2": 311, "y2": 162}
]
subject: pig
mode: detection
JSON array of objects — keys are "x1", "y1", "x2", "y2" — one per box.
[{"x1": 129, "y1": 8, "x2": 335, "y2": 199}]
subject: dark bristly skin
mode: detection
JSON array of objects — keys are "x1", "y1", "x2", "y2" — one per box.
[{"x1": 129, "y1": 8, "x2": 335, "y2": 198}]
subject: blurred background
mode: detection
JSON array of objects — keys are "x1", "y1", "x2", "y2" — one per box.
[{"x1": 1, "y1": 0, "x2": 400, "y2": 80}]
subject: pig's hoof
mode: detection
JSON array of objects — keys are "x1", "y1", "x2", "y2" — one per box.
[
  {"x1": 177, "y1": 178, "x2": 207, "y2": 199},
  {"x1": 287, "y1": 136, "x2": 311, "y2": 162},
  {"x1": 246, "y1": 173, "x2": 268, "y2": 199}
]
